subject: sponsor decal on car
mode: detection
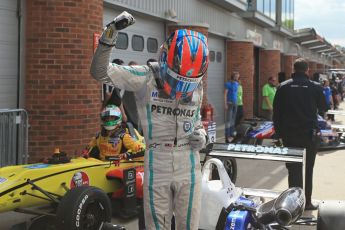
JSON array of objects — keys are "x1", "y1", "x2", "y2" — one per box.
[
  {"x1": 0, "y1": 177, "x2": 7, "y2": 184},
  {"x1": 137, "y1": 171, "x2": 144, "y2": 186},
  {"x1": 24, "y1": 164, "x2": 51, "y2": 169},
  {"x1": 70, "y1": 171, "x2": 90, "y2": 188},
  {"x1": 227, "y1": 144, "x2": 289, "y2": 155},
  {"x1": 75, "y1": 194, "x2": 88, "y2": 227}
]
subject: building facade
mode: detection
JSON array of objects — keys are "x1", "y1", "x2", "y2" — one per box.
[{"x1": 1, "y1": 0, "x2": 344, "y2": 161}]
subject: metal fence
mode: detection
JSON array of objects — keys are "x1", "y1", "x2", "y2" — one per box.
[{"x1": 0, "y1": 109, "x2": 28, "y2": 167}]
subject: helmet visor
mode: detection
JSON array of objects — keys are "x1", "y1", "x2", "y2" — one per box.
[
  {"x1": 165, "y1": 67, "x2": 203, "y2": 96},
  {"x1": 101, "y1": 107, "x2": 122, "y2": 127}
]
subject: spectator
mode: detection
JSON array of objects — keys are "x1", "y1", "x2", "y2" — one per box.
[
  {"x1": 278, "y1": 72, "x2": 286, "y2": 84},
  {"x1": 147, "y1": 58, "x2": 157, "y2": 65},
  {"x1": 120, "y1": 61, "x2": 141, "y2": 131},
  {"x1": 261, "y1": 77, "x2": 277, "y2": 120},
  {"x1": 322, "y1": 79, "x2": 334, "y2": 121},
  {"x1": 102, "y1": 59, "x2": 127, "y2": 122},
  {"x1": 235, "y1": 78, "x2": 244, "y2": 126},
  {"x1": 312, "y1": 72, "x2": 320, "y2": 83},
  {"x1": 273, "y1": 58, "x2": 326, "y2": 210},
  {"x1": 128, "y1": 60, "x2": 138, "y2": 66},
  {"x1": 224, "y1": 72, "x2": 239, "y2": 142},
  {"x1": 102, "y1": 59, "x2": 124, "y2": 103},
  {"x1": 330, "y1": 81, "x2": 339, "y2": 110}
]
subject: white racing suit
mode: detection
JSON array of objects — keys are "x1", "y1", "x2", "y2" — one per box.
[{"x1": 91, "y1": 43, "x2": 206, "y2": 229}]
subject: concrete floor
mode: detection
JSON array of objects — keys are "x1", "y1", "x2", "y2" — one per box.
[{"x1": 2, "y1": 104, "x2": 345, "y2": 229}]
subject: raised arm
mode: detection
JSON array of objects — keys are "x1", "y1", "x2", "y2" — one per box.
[{"x1": 90, "y1": 11, "x2": 151, "y2": 92}]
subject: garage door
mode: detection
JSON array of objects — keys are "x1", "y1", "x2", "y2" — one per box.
[
  {"x1": 104, "y1": 7, "x2": 165, "y2": 65},
  {"x1": 207, "y1": 35, "x2": 225, "y2": 130},
  {"x1": 0, "y1": 0, "x2": 18, "y2": 109}
]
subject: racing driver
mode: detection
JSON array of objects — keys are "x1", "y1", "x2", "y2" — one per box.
[
  {"x1": 90, "y1": 11, "x2": 209, "y2": 230},
  {"x1": 85, "y1": 104, "x2": 144, "y2": 161}
]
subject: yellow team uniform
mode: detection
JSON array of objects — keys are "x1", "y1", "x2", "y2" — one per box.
[{"x1": 87, "y1": 128, "x2": 144, "y2": 161}]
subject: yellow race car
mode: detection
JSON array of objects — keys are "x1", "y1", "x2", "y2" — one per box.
[{"x1": 0, "y1": 127, "x2": 145, "y2": 230}]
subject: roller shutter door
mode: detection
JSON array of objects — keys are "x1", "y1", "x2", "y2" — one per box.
[
  {"x1": 0, "y1": 0, "x2": 18, "y2": 109},
  {"x1": 207, "y1": 35, "x2": 226, "y2": 129}
]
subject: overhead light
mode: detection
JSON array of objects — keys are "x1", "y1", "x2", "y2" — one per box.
[{"x1": 301, "y1": 39, "x2": 320, "y2": 45}]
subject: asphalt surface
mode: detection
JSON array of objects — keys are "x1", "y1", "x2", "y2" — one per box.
[{"x1": 2, "y1": 103, "x2": 345, "y2": 230}]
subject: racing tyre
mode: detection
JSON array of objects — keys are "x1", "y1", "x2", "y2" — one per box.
[
  {"x1": 233, "y1": 123, "x2": 253, "y2": 144},
  {"x1": 211, "y1": 157, "x2": 237, "y2": 183},
  {"x1": 56, "y1": 186, "x2": 112, "y2": 230}
]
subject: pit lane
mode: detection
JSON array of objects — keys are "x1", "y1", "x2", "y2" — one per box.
[{"x1": 2, "y1": 104, "x2": 345, "y2": 230}]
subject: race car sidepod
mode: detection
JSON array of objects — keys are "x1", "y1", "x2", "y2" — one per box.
[{"x1": 106, "y1": 166, "x2": 144, "y2": 218}]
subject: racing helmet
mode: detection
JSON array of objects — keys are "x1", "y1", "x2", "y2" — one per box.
[
  {"x1": 158, "y1": 29, "x2": 209, "y2": 99},
  {"x1": 101, "y1": 104, "x2": 122, "y2": 131}
]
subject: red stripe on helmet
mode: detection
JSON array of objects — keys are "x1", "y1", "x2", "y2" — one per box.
[
  {"x1": 167, "y1": 32, "x2": 178, "y2": 68},
  {"x1": 180, "y1": 36, "x2": 192, "y2": 76},
  {"x1": 163, "y1": 81, "x2": 172, "y2": 95},
  {"x1": 191, "y1": 42, "x2": 204, "y2": 77}
]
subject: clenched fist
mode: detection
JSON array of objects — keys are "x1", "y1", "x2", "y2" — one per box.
[{"x1": 99, "y1": 11, "x2": 135, "y2": 46}]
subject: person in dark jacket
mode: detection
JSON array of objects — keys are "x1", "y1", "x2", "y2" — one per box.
[{"x1": 273, "y1": 58, "x2": 327, "y2": 210}]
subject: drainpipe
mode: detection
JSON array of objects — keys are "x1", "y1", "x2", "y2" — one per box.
[{"x1": 16, "y1": 0, "x2": 22, "y2": 108}]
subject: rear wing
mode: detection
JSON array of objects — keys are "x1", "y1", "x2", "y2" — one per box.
[
  {"x1": 204, "y1": 143, "x2": 305, "y2": 163},
  {"x1": 327, "y1": 110, "x2": 345, "y2": 116},
  {"x1": 331, "y1": 124, "x2": 345, "y2": 130},
  {"x1": 325, "y1": 110, "x2": 345, "y2": 130},
  {"x1": 203, "y1": 142, "x2": 306, "y2": 196}
]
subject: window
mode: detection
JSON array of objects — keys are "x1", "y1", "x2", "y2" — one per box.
[
  {"x1": 270, "y1": 0, "x2": 276, "y2": 20},
  {"x1": 216, "y1": 52, "x2": 222, "y2": 63},
  {"x1": 115, "y1": 32, "x2": 128, "y2": 50},
  {"x1": 281, "y1": 0, "x2": 294, "y2": 29},
  {"x1": 257, "y1": 0, "x2": 264, "y2": 12},
  {"x1": 209, "y1": 51, "x2": 215, "y2": 62},
  {"x1": 257, "y1": 0, "x2": 276, "y2": 21},
  {"x1": 263, "y1": 0, "x2": 270, "y2": 16},
  {"x1": 147, "y1": 37, "x2": 158, "y2": 53},
  {"x1": 132, "y1": 35, "x2": 144, "y2": 51}
]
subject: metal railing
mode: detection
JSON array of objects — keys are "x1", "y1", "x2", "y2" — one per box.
[{"x1": 0, "y1": 109, "x2": 28, "y2": 167}]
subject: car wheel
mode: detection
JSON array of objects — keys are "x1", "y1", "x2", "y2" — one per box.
[
  {"x1": 56, "y1": 186, "x2": 112, "y2": 230},
  {"x1": 211, "y1": 157, "x2": 237, "y2": 183},
  {"x1": 235, "y1": 123, "x2": 252, "y2": 137}
]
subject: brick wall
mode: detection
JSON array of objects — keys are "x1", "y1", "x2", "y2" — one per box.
[
  {"x1": 316, "y1": 63, "x2": 325, "y2": 73},
  {"x1": 308, "y1": 61, "x2": 317, "y2": 78},
  {"x1": 167, "y1": 25, "x2": 209, "y2": 107},
  {"x1": 25, "y1": 0, "x2": 103, "y2": 162},
  {"x1": 259, "y1": 49, "x2": 280, "y2": 115},
  {"x1": 283, "y1": 55, "x2": 297, "y2": 80},
  {"x1": 227, "y1": 41, "x2": 254, "y2": 118}
]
